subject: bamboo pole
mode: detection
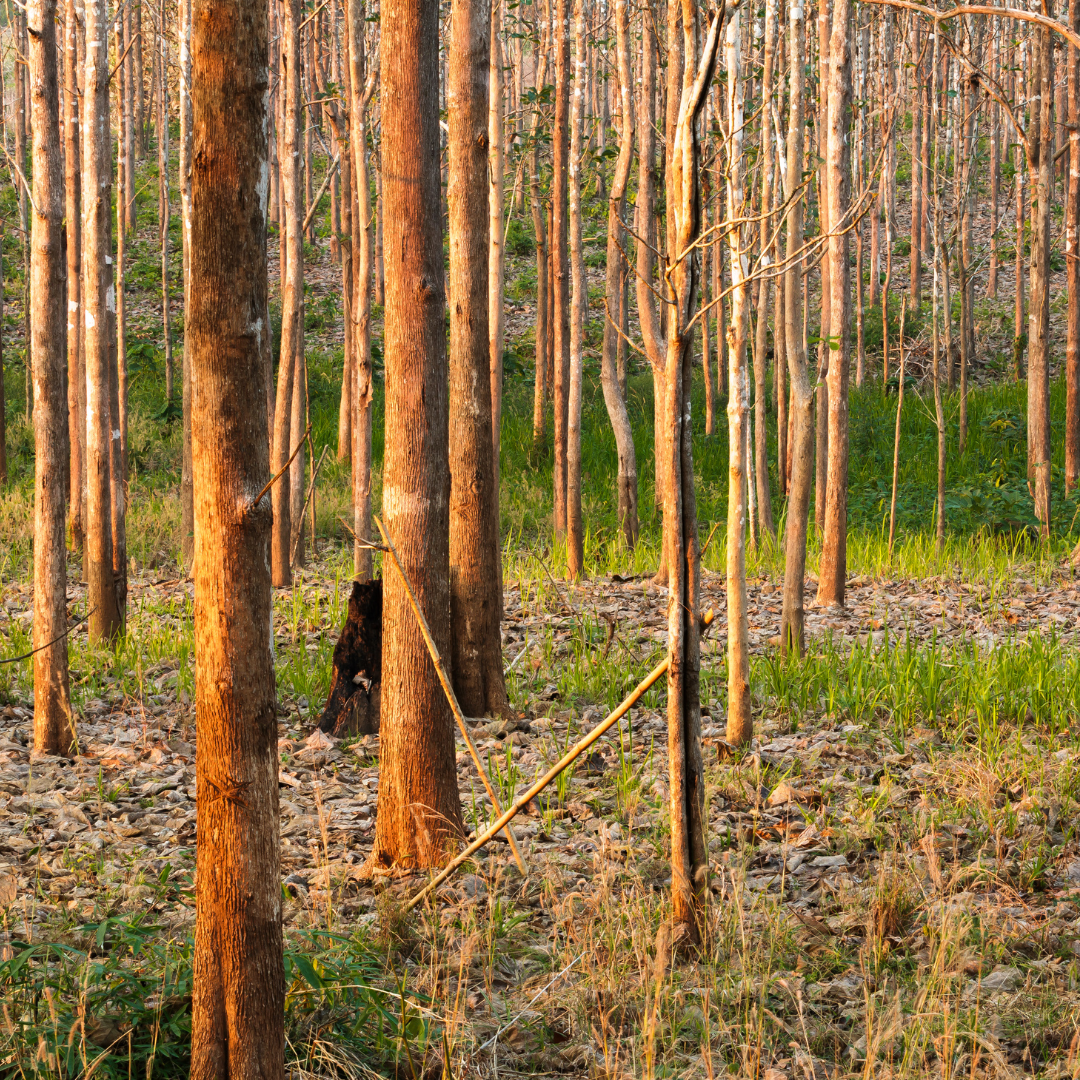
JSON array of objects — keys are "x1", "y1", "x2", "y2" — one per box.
[
  {"x1": 373, "y1": 516, "x2": 528, "y2": 876},
  {"x1": 406, "y1": 608, "x2": 716, "y2": 910}
]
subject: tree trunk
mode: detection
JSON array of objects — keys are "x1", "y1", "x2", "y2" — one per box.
[
  {"x1": 30, "y1": 0, "x2": 73, "y2": 755},
  {"x1": 15, "y1": 7, "x2": 30, "y2": 423},
  {"x1": 725, "y1": 6, "x2": 752, "y2": 747},
  {"x1": 83, "y1": 0, "x2": 121, "y2": 642},
  {"x1": 551, "y1": 0, "x2": 571, "y2": 542},
  {"x1": 448, "y1": 0, "x2": 510, "y2": 718},
  {"x1": 528, "y1": 18, "x2": 549, "y2": 456},
  {"x1": 600, "y1": 0, "x2": 638, "y2": 550},
  {"x1": 180, "y1": 0, "x2": 194, "y2": 563},
  {"x1": 817, "y1": 0, "x2": 851, "y2": 608},
  {"x1": 122, "y1": 0, "x2": 135, "y2": 233},
  {"x1": 370, "y1": 0, "x2": 464, "y2": 869},
  {"x1": 159, "y1": 15, "x2": 172, "y2": 404},
  {"x1": 189, "y1": 0, "x2": 284, "y2": 1065},
  {"x1": 1068, "y1": 0, "x2": 1080, "y2": 493},
  {"x1": 780, "y1": 0, "x2": 812, "y2": 657},
  {"x1": 489, "y1": 0, "x2": 505, "y2": 545},
  {"x1": 65, "y1": 0, "x2": 83, "y2": 549},
  {"x1": 566, "y1": 0, "x2": 585, "y2": 578},
  {"x1": 272, "y1": 0, "x2": 303, "y2": 586}
]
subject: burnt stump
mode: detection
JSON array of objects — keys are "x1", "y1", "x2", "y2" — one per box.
[{"x1": 316, "y1": 578, "x2": 382, "y2": 738}]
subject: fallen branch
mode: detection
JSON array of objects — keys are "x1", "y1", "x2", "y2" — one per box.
[
  {"x1": 406, "y1": 608, "x2": 716, "y2": 910},
  {"x1": 290, "y1": 444, "x2": 330, "y2": 567}
]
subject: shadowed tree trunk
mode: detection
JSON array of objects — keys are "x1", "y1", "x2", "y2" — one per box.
[
  {"x1": 370, "y1": 0, "x2": 464, "y2": 869},
  {"x1": 84, "y1": 0, "x2": 122, "y2": 643},
  {"x1": 30, "y1": 0, "x2": 73, "y2": 756},
  {"x1": 599, "y1": 0, "x2": 638, "y2": 549},
  {"x1": 448, "y1": 0, "x2": 510, "y2": 718},
  {"x1": 189, "y1": 0, "x2": 284, "y2": 1067},
  {"x1": 528, "y1": 15, "x2": 549, "y2": 456}
]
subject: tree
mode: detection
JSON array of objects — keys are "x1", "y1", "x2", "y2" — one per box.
[
  {"x1": 83, "y1": 0, "x2": 123, "y2": 643},
  {"x1": 271, "y1": 0, "x2": 303, "y2": 586},
  {"x1": 30, "y1": 0, "x2": 73, "y2": 756},
  {"x1": 370, "y1": 0, "x2": 464, "y2": 869},
  {"x1": 64, "y1": 0, "x2": 83, "y2": 548},
  {"x1": 599, "y1": 0, "x2": 639, "y2": 549},
  {"x1": 189, "y1": 0, "x2": 284, "y2": 1067},
  {"x1": 447, "y1": 0, "x2": 511, "y2": 717},
  {"x1": 1068, "y1": 0, "x2": 1080, "y2": 494},
  {"x1": 817, "y1": 0, "x2": 852, "y2": 607}
]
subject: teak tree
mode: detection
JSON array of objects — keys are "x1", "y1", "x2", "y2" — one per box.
[{"x1": 189, "y1": 0, "x2": 284, "y2": 1069}]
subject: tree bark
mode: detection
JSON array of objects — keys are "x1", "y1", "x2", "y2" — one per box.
[
  {"x1": 448, "y1": 0, "x2": 510, "y2": 718},
  {"x1": 83, "y1": 0, "x2": 121, "y2": 642},
  {"x1": 1068, "y1": 0, "x2": 1080, "y2": 493},
  {"x1": 599, "y1": 0, "x2": 638, "y2": 549},
  {"x1": 30, "y1": 0, "x2": 73, "y2": 755},
  {"x1": 272, "y1": 0, "x2": 303, "y2": 586},
  {"x1": 189, "y1": 0, "x2": 284, "y2": 1066},
  {"x1": 180, "y1": 0, "x2": 194, "y2": 563},
  {"x1": 817, "y1": 0, "x2": 851, "y2": 608},
  {"x1": 528, "y1": 17, "x2": 549, "y2": 456},
  {"x1": 370, "y1": 0, "x2": 464, "y2": 869},
  {"x1": 65, "y1": 0, "x2": 83, "y2": 549}
]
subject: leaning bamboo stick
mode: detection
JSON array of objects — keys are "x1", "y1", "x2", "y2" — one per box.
[
  {"x1": 405, "y1": 608, "x2": 716, "y2": 910},
  {"x1": 373, "y1": 516, "x2": 528, "y2": 877}
]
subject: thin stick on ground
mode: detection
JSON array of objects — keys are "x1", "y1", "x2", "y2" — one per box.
[
  {"x1": 373, "y1": 515, "x2": 528, "y2": 877},
  {"x1": 405, "y1": 608, "x2": 716, "y2": 910},
  {"x1": 289, "y1": 443, "x2": 330, "y2": 567}
]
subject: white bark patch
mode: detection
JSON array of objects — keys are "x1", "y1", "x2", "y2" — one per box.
[{"x1": 85, "y1": 311, "x2": 96, "y2": 329}]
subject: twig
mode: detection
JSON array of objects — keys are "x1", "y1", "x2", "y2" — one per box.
[
  {"x1": 250, "y1": 422, "x2": 312, "y2": 511},
  {"x1": 290, "y1": 444, "x2": 330, "y2": 567},
  {"x1": 302, "y1": 157, "x2": 340, "y2": 234},
  {"x1": 374, "y1": 516, "x2": 528, "y2": 877},
  {"x1": 0, "y1": 608, "x2": 95, "y2": 665},
  {"x1": 406, "y1": 609, "x2": 715, "y2": 910},
  {"x1": 700, "y1": 520, "x2": 723, "y2": 560}
]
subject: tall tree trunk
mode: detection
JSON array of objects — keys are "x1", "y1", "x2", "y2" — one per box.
[
  {"x1": 65, "y1": 0, "x2": 84, "y2": 550},
  {"x1": 30, "y1": 0, "x2": 73, "y2": 755},
  {"x1": 272, "y1": 0, "x2": 303, "y2": 586},
  {"x1": 189, "y1": 0, "x2": 284, "y2": 1065},
  {"x1": 370, "y1": 0, "x2": 464, "y2": 868},
  {"x1": 180, "y1": 0, "x2": 194, "y2": 562},
  {"x1": 122, "y1": 0, "x2": 135, "y2": 232},
  {"x1": 528, "y1": 18, "x2": 549, "y2": 456},
  {"x1": 780, "y1": 0, "x2": 812, "y2": 656},
  {"x1": 725, "y1": 5, "x2": 752, "y2": 747},
  {"x1": 551, "y1": 0, "x2": 571, "y2": 542},
  {"x1": 448, "y1": 0, "x2": 510, "y2": 717},
  {"x1": 817, "y1": 0, "x2": 851, "y2": 608},
  {"x1": 159, "y1": 14, "x2": 172, "y2": 404},
  {"x1": 1028, "y1": 19, "x2": 1053, "y2": 535},
  {"x1": 84, "y1": 0, "x2": 121, "y2": 642},
  {"x1": 15, "y1": 7, "x2": 30, "y2": 422},
  {"x1": 566, "y1": 0, "x2": 585, "y2": 578},
  {"x1": 600, "y1": 0, "x2": 638, "y2": 549},
  {"x1": 910, "y1": 23, "x2": 922, "y2": 304},
  {"x1": 489, "y1": 0, "x2": 505, "y2": 536},
  {"x1": 1068, "y1": 0, "x2": 1080, "y2": 493}
]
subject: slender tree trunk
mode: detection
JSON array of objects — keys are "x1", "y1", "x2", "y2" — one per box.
[
  {"x1": 725, "y1": 6, "x2": 752, "y2": 746},
  {"x1": 15, "y1": 7, "x2": 30, "y2": 422},
  {"x1": 272, "y1": 0, "x2": 303, "y2": 586},
  {"x1": 288, "y1": 351, "x2": 306, "y2": 566},
  {"x1": 566, "y1": 0, "x2": 585, "y2": 577},
  {"x1": 65, "y1": 0, "x2": 83, "y2": 548},
  {"x1": 600, "y1": 0, "x2": 638, "y2": 549},
  {"x1": 910, "y1": 24, "x2": 922, "y2": 304},
  {"x1": 30, "y1": 0, "x2": 73, "y2": 755},
  {"x1": 1068, "y1": 0, "x2": 1080, "y2": 493},
  {"x1": 179, "y1": 0, "x2": 194, "y2": 562},
  {"x1": 528, "y1": 22, "x2": 549, "y2": 456},
  {"x1": 489, "y1": 0, "x2": 505, "y2": 531},
  {"x1": 817, "y1": 0, "x2": 851, "y2": 608},
  {"x1": 122, "y1": 0, "x2": 135, "y2": 232},
  {"x1": 189, "y1": 0, "x2": 284, "y2": 1065},
  {"x1": 780, "y1": 0, "x2": 812, "y2": 657},
  {"x1": 370, "y1": 0, "x2": 464, "y2": 869},
  {"x1": 551, "y1": 0, "x2": 570, "y2": 542},
  {"x1": 84, "y1": 0, "x2": 121, "y2": 642},
  {"x1": 448, "y1": 0, "x2": 510, "y2": 717},
  {"x1": 931, "y1": 30, "x2": 947, "y2": 555}
]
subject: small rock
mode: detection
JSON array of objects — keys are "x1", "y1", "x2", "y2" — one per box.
[
  {"x1": 811, "y1": 854, "x2": 848, "y2": 869},
  {"x1": 981, "y1": 965, "x2": 1022, "y2": 992}
]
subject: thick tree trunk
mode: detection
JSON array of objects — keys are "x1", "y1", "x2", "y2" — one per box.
[
  {"x1": 448, "y1": 0, "x2": 510, "y2": 718},
  {"x1": 189, "y1": 0, "x2": 284, "y2": 1066},
  {"x1": 725, "y1": 7, "x2": 752, "y2": 747},
  {"x1": 817, "y1": 0, "x2": 852, "y2": 608},
  {"x1": 30, "y1": 0, "x2": 73, "y2": 755},
  {"x1": 600, "y1": 0, "x2": 638, "y2": 549},
  {"x1": 272, "y1": 0, "x2": 303, "y2": 586},
  {"x1": 83, "y1": 0, "x2": 121, "y2": 643},
  {"x1": 370, "y1": 0, "x2": 464, "y2": 869}
]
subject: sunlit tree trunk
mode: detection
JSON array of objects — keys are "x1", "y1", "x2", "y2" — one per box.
[
  {"x1": 1068, "y1": 0, "x2": 1080, "y2": 493},
  {"x1": 30, "y1": 0, "x2": 73, "y2": 755},
  {"x1": 189, "y1": 0, "x2": 284, "y2": 1064},
  {"x1": 370, "y1": 0, "x2": 464, "y2": 869},
  {"x1": 179, "y1": 0, "x2": 194, "y2": 562},
  {"x1": 529, "y1": 16, "x2": 550, "y2": 456},
  {"x1": 65, "y1": 0, "x2": 84, "y2": 549}
]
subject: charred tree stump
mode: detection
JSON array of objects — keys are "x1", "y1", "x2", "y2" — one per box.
[{"x1": 317, "y1": 578, "x2": 382, "y2": 737}]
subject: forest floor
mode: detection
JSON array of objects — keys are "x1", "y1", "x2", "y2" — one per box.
[{"x1": 3, "y1": 146, "x2": 1080, "y2": 1076}]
